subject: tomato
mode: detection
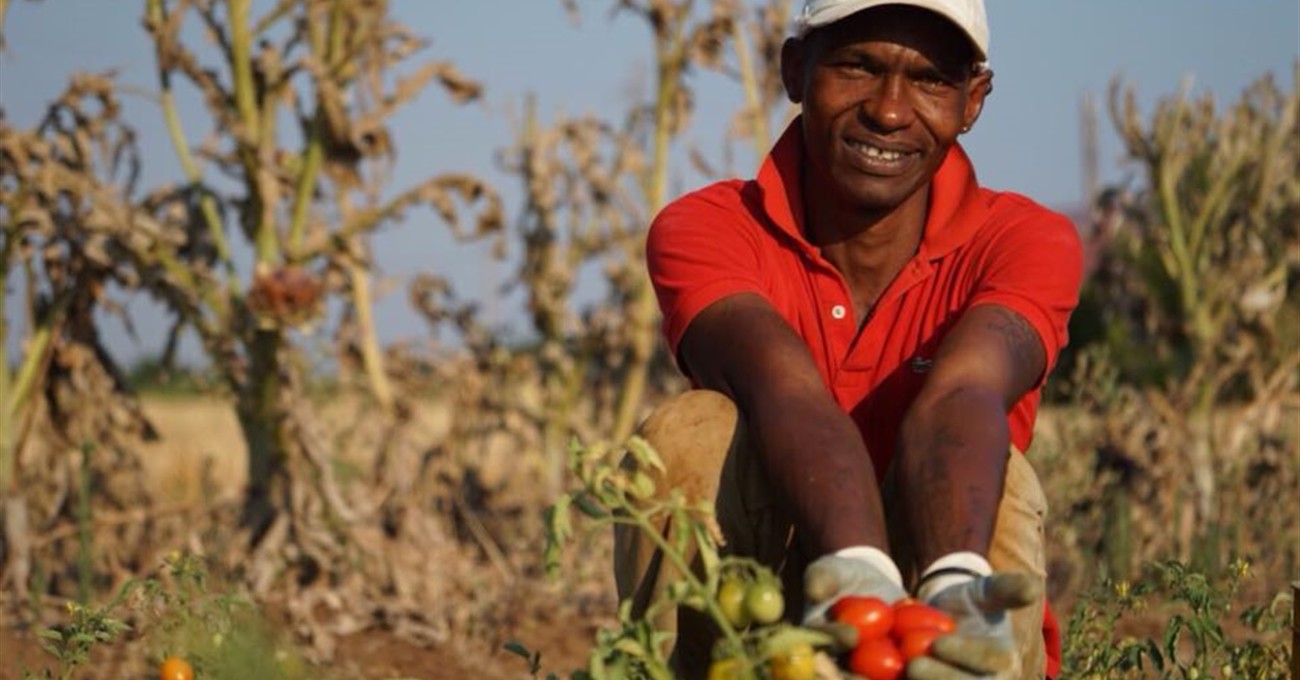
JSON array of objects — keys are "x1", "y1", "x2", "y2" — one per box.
[
  {"x1": 708, "y1": 657, "x2": 746, "y2": 680},
  {"x1": 830, "y1": 595, "x2": 893, "y2": 641},
  {"x1": 898, "y1": 627, "x2": 945, "y2": 660},
  {"x1": 745, "y1": 582, "x2": 785, "y2": 625},
  {"x1": 159, "y1": 657, "x2": 194, "y2": 680},
  {"x1": 848, "y1": 637, "x2": 904, "y2": 680},
  {"x1": 717, "y1": 579, "x2": 752, "y2": 628},
  {"x1": 769, "y1": 642, "x2": 817, "y2": 680},
  {"x1": 891, "y1": 602, "x2": 956, "y2": 636}
]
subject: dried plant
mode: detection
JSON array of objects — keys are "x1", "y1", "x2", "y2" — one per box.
[
  {"x1": 3, "y1": 0, "x2": 509, "y2": 653},
  {"x1": 1042, "y1": 66, "x2": 1299, "y2": 590},
  {"x1": 1, "y1": 73, "x2": 162, "y2": 601}
]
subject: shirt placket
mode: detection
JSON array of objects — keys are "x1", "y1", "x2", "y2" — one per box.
[
  {"x1": 843, "y1": 254, "x2": 937, "y2": 378},
  {"x1": 800, "y1": 255, "x2": 859, "y2": 406}
]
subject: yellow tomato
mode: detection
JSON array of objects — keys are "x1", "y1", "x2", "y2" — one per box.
[
  {"x1": 769, "y1": 642, "x2": 816, "y2": 680},
  {"x1": 708, "y1": 657, "x2": 746, "y2": 680}
]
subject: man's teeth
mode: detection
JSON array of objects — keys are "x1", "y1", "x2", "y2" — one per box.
[{"x1": 850, "y1": 141, "x2": 903, "y2": 161}]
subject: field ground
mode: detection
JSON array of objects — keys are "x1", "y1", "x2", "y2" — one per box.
[
  {"x1": 0, "y1": 612, "x2": 601, "y2": 679},
  {"x1": 1, "y1": 394, "x2": 610, "y2": 679},
  {"x1": 1, "y1": 395, "x2": 1294, "y2": 678}
]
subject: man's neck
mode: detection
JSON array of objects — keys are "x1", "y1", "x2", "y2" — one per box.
[{"x1": 805, "y1": 185, "x2": 930, "y2": 316}]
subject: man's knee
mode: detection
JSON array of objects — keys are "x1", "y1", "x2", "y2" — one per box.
[
  {"x1": 614, "y1": 390, "x2": 740, "y2": 606},
  {"x1": 991, "y1": 453, "x2": 1049, "y2": 680},
  {"x1": 991, "y1": 453, "x2": 1048, "y2": 578},
  {"x1": 634, "y1": 390, "x2": 739, "y2": 503}
]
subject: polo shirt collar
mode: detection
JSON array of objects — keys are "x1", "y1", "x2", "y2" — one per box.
[{"x1": 756, "y1": 119, "x2": 990, "y2": 260}]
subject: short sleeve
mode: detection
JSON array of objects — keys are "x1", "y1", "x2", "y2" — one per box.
[
  {"x1": 645, "y1": 190, "x2": 767, "y2": 354},
  {"x1": 967, "y1": 210, "x2": 1084, "y2": 385}
]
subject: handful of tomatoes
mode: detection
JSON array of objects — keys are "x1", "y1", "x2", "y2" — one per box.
[{"x1": 830, "y1": 596, "x2": 955, "y2": 680}]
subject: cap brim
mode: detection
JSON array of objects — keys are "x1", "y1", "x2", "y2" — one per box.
[{"x1": 797, "y1": 0, "x2": 987, "y2": 61}]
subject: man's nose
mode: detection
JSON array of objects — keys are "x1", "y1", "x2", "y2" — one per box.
[{"x1": 859, "y1": 75, "x2": 913, "y2": 133}]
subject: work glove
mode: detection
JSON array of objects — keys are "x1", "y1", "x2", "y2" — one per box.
[
  {"x1": 906, "y1": 572, "x2": 1041, "y2": 680},
  {"x1": 802, "y1": 548, "x2": 907, "y2": 631}
]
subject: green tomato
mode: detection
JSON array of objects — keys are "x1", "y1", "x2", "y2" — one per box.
[
  {"x1": 717, "y1": 579, "x2": 751, "y2": 628},
  {"x1": 744, "y1": 581, "x2": 784, "y2": 625}
]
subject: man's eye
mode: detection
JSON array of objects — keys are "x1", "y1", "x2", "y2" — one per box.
[
  {"x1": 839, "y1": 61, "x2": 877, "y2": 74},
  {"x1": 916, "y1": 75, "x2": 952, "y2": 90}
]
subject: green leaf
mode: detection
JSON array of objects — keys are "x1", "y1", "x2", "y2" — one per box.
[
  {"x1": 587, "y1": 650, "x2": 608, "y2": 680},
  {"x1": 759, "y1": 625, "x2": 835, "y2": 657},
  {"x1": 626, "y1": 436, "x2": 665, "y2": 474},
  {"x1": 627, "y1": 471, "x2": 656, "y2": 500},
  {"x1": 694, "y1": 524, "x2": 719, "y2": 579},
  {"x1": 504, "y1": 641, "x2": 532, "y2": 659},
  {"x1": 665, "y1": 580, "x2": 691, "y2": 604},
  {"x1": 613, "y1": 638, "x2": 647, "y2": 657},
  {"x1": 670, "y1": 508, "x2": 691, "y2": 557},
  {"x1": 573, "y1": 493, "x2": 609, "y2": 519},
  {"x1": 546, "y1": 494, "x2": 572, "y2": 543},
  {"x1": 36, "y1": 629, "x2": 63, "y2": 642},
  {"x1": 543, "y1": 495, "x2": 574, "y2": 577}
]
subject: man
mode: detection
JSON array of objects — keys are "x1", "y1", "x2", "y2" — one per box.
[{"x1": 615, "y1": 0, "x2": 1082, "y2": 678}]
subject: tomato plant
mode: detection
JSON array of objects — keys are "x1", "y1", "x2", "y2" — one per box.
[
  {"x1": 848, "y1": 637, "x2": 904, "y2": 680},
  {"x1": 159, "y1": 656, "x2": 194, "y2": 680},
  {"x1": 831, "y1": 595, "x2": 894, "y2": 641}
]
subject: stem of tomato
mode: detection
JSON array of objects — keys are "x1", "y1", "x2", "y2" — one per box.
[{"x1": 610, "y1": 505, "x2": 752, "y2": 667}]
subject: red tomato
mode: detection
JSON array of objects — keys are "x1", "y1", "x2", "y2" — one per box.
[
  {"x1": 830, "y1": 596, "x2": 893, "y2": 641},
  {"x1": 848, "y1": 637, "x2": 905, "y2": 680},
  {"x1": 891, "y1": 602, "x2": 956, "y2": 637},
  {"x1": 898, "y1": 627, "x2": 945, "y2": 660}
]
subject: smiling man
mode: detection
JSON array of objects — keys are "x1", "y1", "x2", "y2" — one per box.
[{"x1": 615, "y1": 1, "x2": 1083, "y2": 678}]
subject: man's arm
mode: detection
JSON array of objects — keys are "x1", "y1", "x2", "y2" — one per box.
[
  {"x1": 677, "y1": 292, "x2": 890, "y2": 556},
  {"x1": 896, "y1": 303, "x2": 1046, "y2": 569}
]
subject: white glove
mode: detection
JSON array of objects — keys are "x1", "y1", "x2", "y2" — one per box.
[
  {"x1": 907, "y1": 571, "x2": 1041, "y2": 680},
  {"x1": 802, "y1": 546, "x2": 907, "y2": 628}
]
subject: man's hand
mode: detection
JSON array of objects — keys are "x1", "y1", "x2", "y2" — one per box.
[
  {"x1": 802, "y1": 550, "x2": 907, "y2": 630},
  {"x1": 906, "y1": 572, "x2": 1041, "y2": 680}
]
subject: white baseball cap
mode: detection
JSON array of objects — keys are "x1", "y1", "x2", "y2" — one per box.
[{"x1": 795, "y1": 0, "x2": 989, "y2": 62}]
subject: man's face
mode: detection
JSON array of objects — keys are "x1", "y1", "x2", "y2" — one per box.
[{"x1": 782, "y1": 6, "x2": 992, "y2": 214}]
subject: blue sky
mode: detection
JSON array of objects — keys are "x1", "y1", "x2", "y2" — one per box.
[{"x1": 3, "y1": 1, "x2": 1298, "y2": 364}]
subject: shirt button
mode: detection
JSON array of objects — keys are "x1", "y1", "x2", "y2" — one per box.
[{"x1": 831, "y1": 305, "x2": 847, "y2": 320}]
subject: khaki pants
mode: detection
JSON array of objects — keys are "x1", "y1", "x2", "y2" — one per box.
[{"x1": 614, "y1": 390, "x2": 1048, "y2": 680}]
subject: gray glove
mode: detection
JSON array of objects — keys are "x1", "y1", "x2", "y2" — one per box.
[
  {"x1": 801, "y1": 553, "x2": 907, "y2": 628},
  {"x1": 906, "y1": 572, "x2": 1041, "y2": 680}
]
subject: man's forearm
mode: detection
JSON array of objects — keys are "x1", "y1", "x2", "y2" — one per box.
[
  {"x1": 739, "y1": 389, "x2": 891, "y2": 557},
  {"x1": 896, "y1": 386, "x2": 1010, "y2": 569}
]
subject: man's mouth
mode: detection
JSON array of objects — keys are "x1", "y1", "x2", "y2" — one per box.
[
  {"x1": 844, "y1": 138, "x2": 915, "y2": 171},
  {"x1": 847, "y1": 139, "x2": 905, "y2": 161}
]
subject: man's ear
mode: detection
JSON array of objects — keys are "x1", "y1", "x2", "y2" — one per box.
[
  {"x1": 961, "y1": 67, "x2": 994, "y2": 131},
  {"x1": 780, "y1": 37, "x2": 806, "y2": 105}
]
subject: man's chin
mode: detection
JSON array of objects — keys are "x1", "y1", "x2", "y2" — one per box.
[{"x1": 836, "y1": 181, "x2": 919, "y2": 215}]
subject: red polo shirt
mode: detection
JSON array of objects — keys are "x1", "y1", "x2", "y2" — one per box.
[{"x1": 646, "y1": 121, "x2": 1082, "y2": 676}]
